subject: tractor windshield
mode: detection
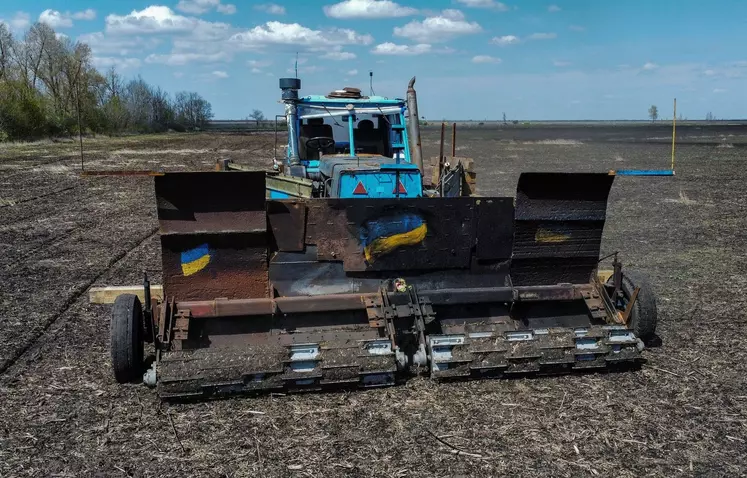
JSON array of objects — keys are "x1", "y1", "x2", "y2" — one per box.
[{"x1": 297, "y1": 104, "x2": 406, "y2": 159}]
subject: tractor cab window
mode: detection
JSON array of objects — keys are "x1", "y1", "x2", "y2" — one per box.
[{"x1": 299, "y1": 109, "x2": 395, "y2": 159}]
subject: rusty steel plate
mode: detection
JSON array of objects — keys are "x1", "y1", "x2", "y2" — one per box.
[
  {"x1": 267, "y1": 200, "x2": 306, "y2": 252},
  {"x1": 155, "y1": 171, "x2": 266, "y2": 235},
  {"x1": 305, "y1": 197, "x2": 477, "y2": 272},
  {"x1": 155, "y1": 171, "x2": 269, "y2": 300},
  {"x1": 511, "y1": 172, "x2": 615, "y2": 286}
]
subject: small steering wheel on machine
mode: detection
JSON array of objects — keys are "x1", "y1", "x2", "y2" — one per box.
[{"x1": 305, "y1": 137, "x2": 335, "y2": 153}]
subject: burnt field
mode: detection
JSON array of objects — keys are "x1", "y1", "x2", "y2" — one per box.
[{"x1": 1, "y1": 125, "x2": 746, "y2": 477}]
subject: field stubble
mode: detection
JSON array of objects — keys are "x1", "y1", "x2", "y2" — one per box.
[{"x1": 0, "y1": 128, "x2": 745, "y2": 477}]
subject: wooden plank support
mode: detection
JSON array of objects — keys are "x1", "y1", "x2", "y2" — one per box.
[{"x1": 89, "y1": 285, "x2": 163, "y2": 304}]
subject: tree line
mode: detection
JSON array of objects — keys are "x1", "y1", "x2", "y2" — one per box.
[{"x1": 0, "y1": 22, "x2": 213, "y2": 142}]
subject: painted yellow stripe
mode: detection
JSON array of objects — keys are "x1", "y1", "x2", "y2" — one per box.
[
  {"x1": 535, "y1": 228, "x2": 570, "y2": 243},
  {"x1": 181, "y1": 255, "x2": 210, "y2": 276},
  {"x1": 364, "y1": 223, "x2": 427, "y2": 263}
]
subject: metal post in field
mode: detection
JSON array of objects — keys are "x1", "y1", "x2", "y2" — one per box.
[
  {"x1": 451, "y1": 122, "x2": 456, "y2": 157},
  {"x1": 671, "y1": 98, "x2": 677, "y2": 172}
]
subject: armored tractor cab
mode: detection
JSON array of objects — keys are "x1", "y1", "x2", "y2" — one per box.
[{"x1": 260, "y1": 77, "x2": 468, "y2": 200}]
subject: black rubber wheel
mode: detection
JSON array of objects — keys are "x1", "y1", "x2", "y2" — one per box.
[
  {"x1": 111, "y1": 294, "x2": 144, "y2": 383},
  {"x1": 609, "y1": 271, "x2": 658, "y2": 341}
]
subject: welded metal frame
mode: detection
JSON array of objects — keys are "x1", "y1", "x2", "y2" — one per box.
[{"x1": 125, "y1": 169, "x2": 650, "y2": 399}]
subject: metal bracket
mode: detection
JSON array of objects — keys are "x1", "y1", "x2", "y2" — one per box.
[{"x1": 621, "y1": 287, "x2": 641, "y2": 325}]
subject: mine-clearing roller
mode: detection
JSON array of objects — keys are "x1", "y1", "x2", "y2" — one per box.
[{"x1": 92, "y1": 77, "x2": 657, "y2": 400}]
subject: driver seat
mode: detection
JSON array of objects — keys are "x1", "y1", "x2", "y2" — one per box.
[{"x1": 300, "y1": 118, "x2": 335, "y2": 159}]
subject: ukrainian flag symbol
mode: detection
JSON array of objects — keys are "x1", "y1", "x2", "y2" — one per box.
[
  {"x1": 360, "y1": 213, "x2": 427, "y2": 263},
  {"x1": 181, "y1": 244, "x2": 211, "y2": 276}
]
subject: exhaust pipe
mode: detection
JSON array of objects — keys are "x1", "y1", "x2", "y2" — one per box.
[
  {"x1": 280, "y1": 78, "x2": 302, "y2": 168},
  {"x1": 406, "y1": 77, "x2": 424, "y2": 173}
]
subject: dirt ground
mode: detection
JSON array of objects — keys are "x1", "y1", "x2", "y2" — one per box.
[{"x1": 1, "y1": 126, "x2": 745, "y2": 477}]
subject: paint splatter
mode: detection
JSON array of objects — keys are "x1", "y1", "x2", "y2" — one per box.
[
  {"x1": 181, "y1": 244, "x2": 211, "y2": 276},
  {"x1": 360, "y1": 213, "x2": 427, "y2": 263}
]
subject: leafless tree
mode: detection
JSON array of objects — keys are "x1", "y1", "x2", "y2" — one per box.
[
  {"x1": 249, "y1": 109, "x2": 265, "y2": 127},
  {"x1": 648, "y1": 105, "x2": 658, "y2": 122}
]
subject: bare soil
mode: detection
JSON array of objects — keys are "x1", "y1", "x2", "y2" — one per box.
[{"x1": 1, "y1": 127, "x2": 745, "y2": 477}]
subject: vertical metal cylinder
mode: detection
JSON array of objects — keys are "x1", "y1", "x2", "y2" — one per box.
[
  {"x1": 285, "y1": 102, "x2": 300, "y2": 165},
  {"x1": 280, "y1": 78, "x2": 301, "y2": 166},
  {"x1": 406, "y1": 77, "x2": 424, "y2": 173}
]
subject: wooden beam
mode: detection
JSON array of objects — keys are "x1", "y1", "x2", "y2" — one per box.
[{"x1": 89, "y1": 285, "x2": 163, "y2": 304}]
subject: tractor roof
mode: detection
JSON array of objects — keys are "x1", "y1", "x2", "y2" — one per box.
[{"x1": 299, "y1": 95, "x2": 406, "y2": 107}]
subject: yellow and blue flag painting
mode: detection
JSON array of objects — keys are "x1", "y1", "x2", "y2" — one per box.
[
  {"x1": 181, "y1": 244, "x2": 211, "y2": 276},
  {"x1": 360, "y1": 213, "x2": 427, "y2": 263}
]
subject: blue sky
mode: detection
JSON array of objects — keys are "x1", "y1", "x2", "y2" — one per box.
[{"x1": 2, "y1": 0, "x2": 746, "y2": 120}]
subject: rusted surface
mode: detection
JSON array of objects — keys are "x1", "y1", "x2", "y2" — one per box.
[
  {"x1": 161, "y1": 233, "x2": 268, "y2": 301},
  {"x1": 179, "y1": 293, "x2": 375, "y2": 318},
  {"x1": 475, "y1": 197, "x2": 514, "y2": 260},
  {"x1": 155, "y1": 172, "x2": 266, "y2": 235},
  {"x1": 303, "y1": 197, "x2": 477, "y2": 272},
  {"x1": 621, "y1": 286, "x2": 641, "y2": 324},
  {"x1": 305, "y1": 202, "x2": 352, "y2": 262},
  {"x1": 267, "y1": 200, "x2": 306, "y2": 252},
  {"x1": 175, "y1": 284, "x2": 597, "y2": 318},
  {"x1": 80, "y1": 170, "x2": 165, "y2": 177},
  {"x1": 511, "y1": 172, "x2": 615, "y2": 286},
  {"x1": 155, "y1": 171, "x2": 268, "y2": 301}
]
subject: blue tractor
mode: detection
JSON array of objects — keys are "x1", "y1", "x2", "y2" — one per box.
[{"x1": 260, "y1": 77, "x2": 465, "y2": 199}]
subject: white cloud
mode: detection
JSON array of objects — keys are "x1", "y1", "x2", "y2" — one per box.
[
  {"x1": 321, "y1": 51, "x2": 357, "y2": 60},
  {"x1": 105, "y1": 6, "x2": 232, "y2": 39},
  {"x1": 553, "y1": 60, "x2": 571, "y2": 67},
  {"x1": 106, "y1": 6, "x2": 194, "y2": 33},
  {"x1": 346, "y1": 69, "x2": 358, "y2": 75},
  {"x1": 230, "y1": 22, "x2": 373, "y2": 51},
  {"x1": 569, "y1": 25, "x2": 585, "y2": 32},
  {"x1": 39, "y1": 10, "x2": 73, "y2": 28},
  {"x1": 324, "y1": 0, "x2": 418, "y2": 19},
  {"x1": 176, "y1": 0, "x2": 237, "y2": 15},
  {"x1": 713, "y1": 88, "x2": 726, "y2": 93},
  {"x1": 145, "y1": 51, "x2": 230, "y2": 65},
  {"x1": 255, "y1": 3, "x2": 286, "y2": 15},
  {"x1": 174, "y1": 72, "x2": 184, "y2": 78},
  {"x1": 454, "y1": 0, "x2": 509, "y2": 10},
  {"x1": 472, "y1": 55, "x2": 501, "y2": 64},
  {"x1": 642, "y1": 62, "x2": 658, "y2": 70},
  {"x1": 55, "y1": 33, "x2": 68, "y2": 40},
  {"x1": 38, "y1": 9, "x2": 97, "y2": 28},
  {"x1": 528, "y1": 32, "x2": 556, "y2": 40},
  {"x1": 92, "y1": 56, "x2": 142, "y2": 70},
  {"x1": 548, "y1": 4, "x2": 561, "y2": 12},
  {"x1": 212, "y1": 70, "x2": 229, "y2": 78},
  {"x1": 491, "y1": 35, "x2": 520, "y2": 46},
  {"x1": 1, "y1": 12, "x2": 31, "y2": 31},
  {"x1": 393, "y1": 9, "x2": 481, "y2": 43},
  {"x1": 72, "y1": 9, "x2": 97, "y2": 20},
  {"x1": 703, "y1": 69, "x2": 715, "y2": 76},
  {"x1": 78, "y1": 32, "x2": 162, "y2": 56},
  {"x1": 217, "y1": 4, "x2": 237, "y2": 14},
  {"x1": 248, "y1": 59, "x2": 273, "y2": 67},
  {"x1": 371, "y1": 42, "x2": 431, "y2": 55}
]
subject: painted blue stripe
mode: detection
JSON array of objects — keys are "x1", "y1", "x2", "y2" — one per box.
[
  {"x1": 616, "y1": 169, "x2": 675, "y2": 176},
  {"x1": 380, "y1": 163, "x2": 419, "y2": 170},
  {"x1": 361, "y1": 213, "x2": 424, "y2": 246},
  {"x1": 181, "y1": 244, "x2": 210, "y2": 264}
]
